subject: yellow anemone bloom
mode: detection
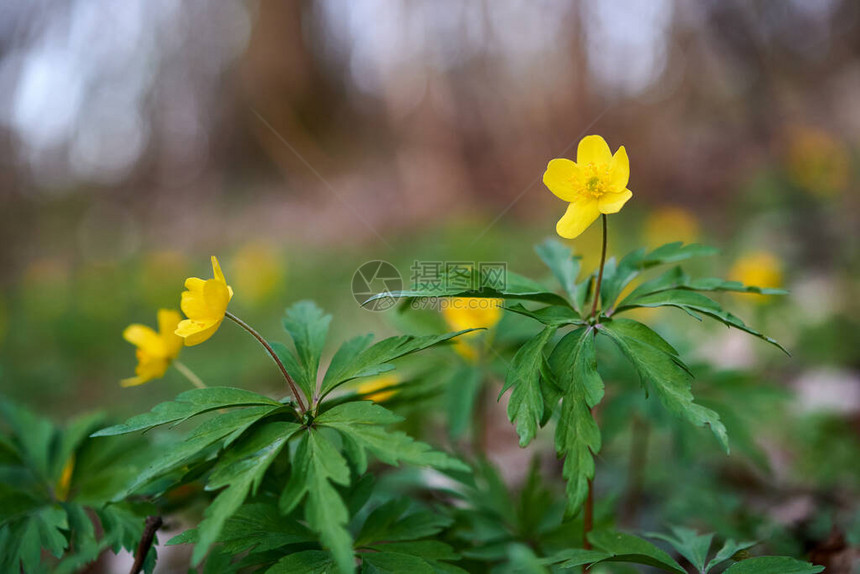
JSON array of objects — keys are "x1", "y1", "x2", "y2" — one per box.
[
  {"x1": 357, "y1": 373, "x2": 399, "y2": 402},
  {"x1": 176, "y1": 256, "x2": 233, "y2": 346},
  {"x1": 441, "y1": 297, "x2": 503, "y2": 362},
  {"x1": 543, "y1": 135, "x2": 632, "y2": 239},
  {"x1": 729, "y1": 251, "x2": 783, "y2": 291},
  {"x1": 122, "y1": 309, "x2": 183, "y2": 386}
]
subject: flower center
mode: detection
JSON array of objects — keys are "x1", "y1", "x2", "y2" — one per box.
[{"x1": 574, "y1": 163, "x2": 609, "y2": 199}]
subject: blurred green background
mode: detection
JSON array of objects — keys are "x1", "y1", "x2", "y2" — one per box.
[{"x1": 1, "y1": 1, "x2": 859, "y2": 569}]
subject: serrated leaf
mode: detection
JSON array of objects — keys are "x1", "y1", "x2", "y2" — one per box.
[
  {"x1": 614, "y1": 289, "x2": 788, "y2": 354},
  {"x1": 588, "y1": 530, "x2": 686, "y2": 574},
  {"x1": 545, "y1": 548, "x2": 612, "y2": 569},
  {"x1": 502, "y1": 326, "x2": 557, "y2": 447},
  {"x1": 356, "y1": 499, "x2": 451, "y2": 547},
  {"x1": 361, "y1": 551, "x2": 436, "y2": 573},
  {"x1": 600, "y1": 319, "x2": 729, "y2": 452},
  {"x1": 535, "y1": 238, "x2": 582, "y2": 306},
  {"x1": 549, "y1": 327, "x2": 603, "y2": 515},
  {"x1": 364, "y1": 267, "x2": 572, "y2": 309},
  {"x1": 600, "y1": 243, "x2": 719, "y2": 309},
  {"x1": 705, "y1": 538, "x2": 758, "y2": 572},
  {"x1": 504, "y1": 303, "x2": 582, "y2": 326},
  {"x1": 168, "y1": 503, "x2": 314, "y2": 554},
  {"x1": 282, "y1": 301, "x2": 332, "y2": 400},
  {"x1": 192, "y1": 421, "x2": 300, "y2": 565},
  {"x1": 319, "y1": 331, "x2": 476, "y2": 399},
  {"x1": 91, "y1": 388, "x2": 282, "y2": 437},
  {"x1": 266, "y1": 550, "x2": 334, "y2": 573},
  {"x1": 113, "y1": 405, "x2": 281, "y2": 500},
  {"x1": 316, "y1": 401, "x2": 468, "y2": 473},
  {"x1": 722, "y1": 556, "x2": 824, "y2": 574},
  {"x1": 647, "y1": 526, "x2": 713, "y2": 572}
]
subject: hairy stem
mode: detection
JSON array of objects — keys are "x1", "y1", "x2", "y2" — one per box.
[
  {"x1": 225, "y1": 311, "x2": 307, "y2": 414},
  {"x1": 590, "y1": 215, "x2": 608, "y2": 321},
  {"x1": 172, "y1": 360, "x2": 207, "y2": 390}
]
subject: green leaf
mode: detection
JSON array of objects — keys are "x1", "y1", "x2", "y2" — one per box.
[
  {"x1": 546, "y1": 548, "x2": 612, "y2": 569},
  {"x1": 1, "y1": 505, "x2": 69, "y2": 573},
  {"x1": 169, "y1": 503, "x2": 314, "y2": 555},
  {"x1": 599, "y1": 242, "x2": 719, "y2": 309},
  {"x1": 617, "y1": 266, "x2": 786, "y2": 308},
  {"x1": 722, "y1": 557, "x2": 824, "y2": 574},
  {"x1": 705, "y1": 538, "x2": 758, "y2": 572},
  {"x1": 320, "y1": 333, "x2": 376, "y2": 393},
  {"x1": 300, "y1": 430, "x2": 354, "y2": 574},
  {"x1": 446, "y1": 365, "x2": 482, "y2": 438},
  {"x1": 588, "y1": 530, "x2": 686, "y2": 574},
  {"x1": 647, "y1": 526, "x2": 713, "y2": 572},
  {"x1": 535, "y1": 238, "x2": 582, "y2": 307},
  {"x1": 316, "y1": 402, "x2": 468, "y2": 474},
  {"x1": 356, "y1": 499, "x2": 451, "y2": 547},
  {"x1": 282, "y1": 301, "x2": 332, "y2": 400},
  {"x1": 192, "y1": 421, "x2": 300, "y2": 565},
  {"x1": 601, "y1": 318, "x2": 729, "y2": 452},
  {"x1": 364, "y1": 267, "x2": 572, "y2": 308},
  {"x1": 0, "y1": 400, "x2": 55, "y2": 481},
  {"x1": 319, "y1": 331, "x2": 476, "y2": 399},
  {"x1": 502, "y1": 326, "x2": 557, "y2": 447},
  {"x1": 614, "y1": 289, "x2": 788, "y2": 354},
  {"x1": 504, "y1": 303, "x2": 582, "y2": 326},
  {"x1": 361, "y1": 551, "x2": 436, "y2": 573},
  {"x1": 113, "y1": 405, "x2": 282, "y2": 500},
  {"x1": 549, "y1": 327, "x2": 603, "y2": 515},
  {"x1": 266, "y1": 550, "x2": 334, "y2": 573},
  {"x1": 91, "y1": 388, "x2": 283, "y2": 436}
]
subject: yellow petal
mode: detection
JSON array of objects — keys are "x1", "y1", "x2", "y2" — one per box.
[
  {"x1": 211, "y1": 256, "x2": 226, "y2": 284},
  {"x1": 598, "y1": 188, "x2": 632, "y2": 214},
  {"x1": 542, "y1": 158, "x2": 579, "y2": 202},
  {"x1": 556, "y1": 200, "x2": 601, "y2": 239},
  {"x1": 181, "y1": 289, "x2": 210, "y2": 320},
  {"x1": 120, "y1": 375, "x2": 147, "y2": 387},
  {"x1": 203, "y1": 279, "x2": 231, "y2": 316},
  {"x1": 176, "y1": 318, "x2": 222, "y2": 346},
  {"x1": 577, "y1": 135, "x2": 612, "y2": 166},
  {"x1": 185, "y1": 277, "x2": 206, "y2": 291},
  {"x1": 608, "y1": 146, "x2": 629, "y2": 191},
  {"x1": 124, "y1": 351, "x2": 169, "y2": 386},
  {"x1": 157, "y1": 309, "x2": 184, "y2": 359},
  {"x1": 123, "y1": 324, "x2": 161, "y2": 353}
]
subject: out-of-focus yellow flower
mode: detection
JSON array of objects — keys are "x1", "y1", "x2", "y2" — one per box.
[
  {"x1": 729, "y1": 251, "x2": 783, "y2": 293},
  {"x1": 122, "y1": 309, "x2": 183, "y2": 387},
  {"x1": 232, "y1": 242, "x2": 284, "y2": 306},
  {"x1": 357, "y1": 373, "x2": 399, "y2": 402},
  {"x1": 176, "y1": 256, "x2": 233, "y2": 346},
  {"x1": 644, "y1": 206, "x2": 700, "y2": 248},
  {"x1": 441, "y1": 297, "x2": 503, "y2": 362},
  {"x1": 55, "y1": 454, "x2": 75, "y2": 501},
  {"x1": 543, "y1": 135, "x2": 632, "y2": 239},
  {"x1": 786, "y1": 126, "x2": 850, "y2": 197}
]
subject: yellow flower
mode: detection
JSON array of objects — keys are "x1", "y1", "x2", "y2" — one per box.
[
  {"x1": 644, "y1": 206, "x2": 700, "y2": 248},
  {"x1": 357, "y1": 374, "x2": 399, "y2": 402},
  {"x1": 729, "y1": 251, "x2": 783, "y2": 291},
  {"x1": 176, "y1": 256, "x2": 233, "y2": 346},
  {"x1": 441, "y1": 297, "x2": 504, "y2": 362},
  {"x1": 122, "y1": 309, "x2": 183, "y2": 386},
  {"x1": 232, "y1": 241, "x2": 284, "y2": 306},
  {"x1": 786, "y1": 126, "x2": 850, "y2": 197},
  {"x1": 543, "y1": 135, "x2": 632, "y2": 239},
  {"x1": 55, "y1": 454, "x2": 75, "y2": 501}
]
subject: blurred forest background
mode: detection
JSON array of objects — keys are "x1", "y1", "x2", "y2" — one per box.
[{"x1": 0, "y1": 0, "x2": 858, "y2": 427}]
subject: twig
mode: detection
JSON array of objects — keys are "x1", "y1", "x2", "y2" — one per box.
[{"x1": 129, "y1": 515, "x2": 162, "y2": 574}]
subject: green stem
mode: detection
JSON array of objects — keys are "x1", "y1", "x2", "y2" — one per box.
[
  {"x1": 172, "y1": 360, "x2": 207, "y2": 390},
  {"x1": 225, "y1": 311, "x2": 308, "y2": 414},
  {"x1": 590, "y1": 215, "x2": 608, "y2": 321}
]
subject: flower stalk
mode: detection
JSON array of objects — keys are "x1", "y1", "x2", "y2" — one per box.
[
  {"x1": 590, "y1": 214, "x2": 608, "y2": 322},
  {"x1": 225, "y1": 311, "x2": 307, "y2": 414},
  {"x1": 172, "y1": 360, "x2": 207, "y2": 390}
]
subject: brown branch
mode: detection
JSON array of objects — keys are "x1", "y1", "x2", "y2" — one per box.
[{"x1": 129, "y1": 515, "x2": 162, "y2": 574}]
